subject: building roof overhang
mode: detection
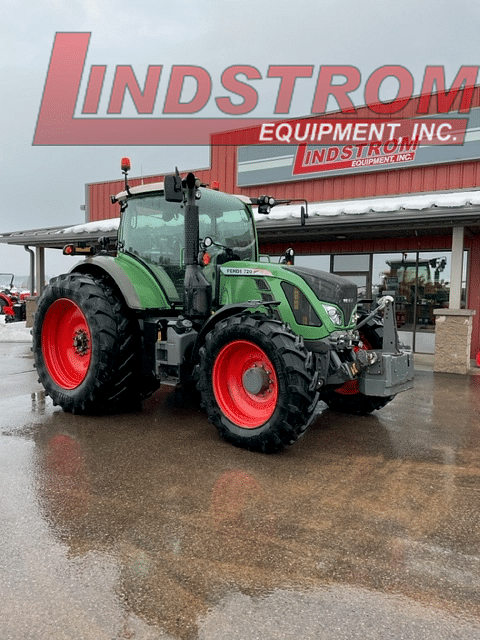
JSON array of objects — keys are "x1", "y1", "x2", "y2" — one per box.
[
  {"x1": 1, "y1": 189, "x2": 480, "y2": 250},
  {"x1": 256, "y1": 204, "x2": 480, "y2": 242}
]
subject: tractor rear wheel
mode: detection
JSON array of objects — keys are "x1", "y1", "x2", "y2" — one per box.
[
  {"x1": 197, "y1": 314, "x2": 319, "y2": 453},
  {"x1": 32, "y1": 272, "x2": 152, "y2": 414},
  {"x1": 321, "y1": 312, "x2": 393, "y2": 415}
]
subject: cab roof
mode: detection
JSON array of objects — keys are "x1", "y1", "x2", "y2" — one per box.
[{"x1": 114, "y1": 182, "x2": 252, "y2": 205}]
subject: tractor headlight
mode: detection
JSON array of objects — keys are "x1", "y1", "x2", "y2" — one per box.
[{"x1": 322, "y1": 304, "x2": 343, "y2": 326}]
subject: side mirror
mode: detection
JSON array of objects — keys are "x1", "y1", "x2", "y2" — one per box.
[
  {"x1": 300, "y1": 205, "x2": 308, "y2": 226},
  {"x1": 164, "y1": 171, "x2": 184, "y2": 202},
  {"x1": 281, "y1": 247, "x2": 295, "y2": 265}
]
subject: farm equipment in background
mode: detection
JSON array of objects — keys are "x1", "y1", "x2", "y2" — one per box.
[
  {"x1": 380, "y1": 256, "x2": 449, "y2": 328},
  {"x1": 0, "y1": 273, "x2": 26, "y2": 323}
]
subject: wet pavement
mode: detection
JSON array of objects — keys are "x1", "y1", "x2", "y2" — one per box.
[{"x1": 1, "y1": 342, "x2": 480, "y2": 639}]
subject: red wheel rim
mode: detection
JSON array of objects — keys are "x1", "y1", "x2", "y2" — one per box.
[
  {"x1": 334, "y1": 379, "x2": 360, "y2": 395},
  {"x1": 212, "y1": 340, "x2": 278, "y2": 428},
  {"x1": 41, "y1": 298, "x2": 92, "y2": 389}
]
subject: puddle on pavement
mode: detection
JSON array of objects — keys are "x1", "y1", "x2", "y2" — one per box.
[{"x1": 0, "y1": 371, "x2": 479, "y2": 639}]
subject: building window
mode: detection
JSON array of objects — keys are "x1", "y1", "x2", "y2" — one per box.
[
  {"x1": 372, "y1": 250, "x2": 468, "y2": 353},
  {"x1": 332, "y1": 253, "x2": 371, "y2": 299},
  {"x1": 333, "y1": 254, "x2": 370, "y2": 271},
  {"x1": 295, "y1": 250, "x2": 469, "y2": 354},
  {"x1": 295, "y1": 254, "x2": 331, "y2": 271}
]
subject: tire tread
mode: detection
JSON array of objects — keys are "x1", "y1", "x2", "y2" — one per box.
[{"x1": 196, "y1": 313, "x2": 319, "y2": 453}]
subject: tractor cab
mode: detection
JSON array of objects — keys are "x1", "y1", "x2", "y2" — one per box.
[{"x1": 116, "y1": 185, "x2": 258, "y2": 306}]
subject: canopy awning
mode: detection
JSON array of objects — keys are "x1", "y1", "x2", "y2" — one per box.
[{"x1": 1, "y1": 189, "x2": 480, "y2": 249}]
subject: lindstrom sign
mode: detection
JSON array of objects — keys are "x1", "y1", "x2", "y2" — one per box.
[
  {"x1": 293, "y1": 139, "x2": 419, "y2": 175},
  {"x1": 34, "y1": 32, "x2": 475, "y2": 147},
  {"x1": 257, "y1": 118, "x2": 465, "y2": 177},
  {"x1": 237, "y1": 109, "x2": 480, "y2": 186}
]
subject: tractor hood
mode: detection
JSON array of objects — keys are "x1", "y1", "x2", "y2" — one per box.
[{"x1": 283, "y1": 265, "x2": 358, "y2": 327}]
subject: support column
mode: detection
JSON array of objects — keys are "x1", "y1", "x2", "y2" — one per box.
[
  {"x1": 467, "y1": 235, "x2": 480, "y2": 360},
  {"x1": 434, "y1": 227, "x2": 476, "y2": 374},
  {"x1": 433, "y1": 309, "x2": 476, "y2": 374},
  {"x1": 449, "y1": 226, "x2": 464, "y2": 309}
]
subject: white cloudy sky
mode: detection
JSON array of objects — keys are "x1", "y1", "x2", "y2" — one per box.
[{"x1": 1, "y1": 0, "x2": 479, "y2": 279}]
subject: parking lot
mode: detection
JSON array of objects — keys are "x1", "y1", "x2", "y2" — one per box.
[{"x1": 1, "y1": 339, "x2": 479, "y2": 639}]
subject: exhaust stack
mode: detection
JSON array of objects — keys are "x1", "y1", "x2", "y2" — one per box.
[{"x1": 165, "y1": 171, "x2": 211, "y2": 318}]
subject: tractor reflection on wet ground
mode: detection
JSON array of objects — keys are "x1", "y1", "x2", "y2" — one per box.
[{"x1": 1, "y1": 343, "x2": 480, "y2": 639}]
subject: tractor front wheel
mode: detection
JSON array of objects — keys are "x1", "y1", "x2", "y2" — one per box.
[
  {"x1": 32, "y1": 273, "x2": 148, "y2": 414},
  {"x1": 197, "y1": 314, "x2": 319, "y2": 453}
]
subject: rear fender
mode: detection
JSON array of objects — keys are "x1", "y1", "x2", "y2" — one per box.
[{"x1": 70, "y1": 255, "x2": 169, "y2": 310}]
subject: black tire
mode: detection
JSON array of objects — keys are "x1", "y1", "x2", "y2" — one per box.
[
  {"x1": 32, "y1": 272, "x2": 156, "y2": 414},
  {"x1": 321, "y1": 388, "x2": 393, "y2": 415},
  {"x1": 321, "y1": 311, "x2": 393, "y2": 415},
  {"x1": 196, "y1": 314, "x2": 319, "y2": 453}
]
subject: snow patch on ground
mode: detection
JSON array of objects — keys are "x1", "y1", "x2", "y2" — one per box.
[{"x1": 0, "y1": 316, "x2": 32, "y2": 342}]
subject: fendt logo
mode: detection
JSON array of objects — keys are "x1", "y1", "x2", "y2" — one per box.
[{"x1": 33, "y1": 32, "x2": 474, "y2": 147}]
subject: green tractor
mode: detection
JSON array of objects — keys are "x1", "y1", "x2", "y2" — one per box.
[{"x1": 32, "y1": 161, "x2": 414, "y2": 453}]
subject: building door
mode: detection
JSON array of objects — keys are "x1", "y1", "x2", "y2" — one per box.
[{"x1": 373, "y1": 252, "x2": 416, "y2": 351}]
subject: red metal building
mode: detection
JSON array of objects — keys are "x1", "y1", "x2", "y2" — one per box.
[{"x1": 86, "y1": 88, "x2": 480, "y2": 362}]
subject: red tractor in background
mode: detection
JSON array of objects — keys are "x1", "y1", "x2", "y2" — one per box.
[{"x1": 0, "y1": 273, "x2": 27, "y2": 323}]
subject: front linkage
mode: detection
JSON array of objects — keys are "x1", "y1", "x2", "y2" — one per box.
[{"x1": 317, "y1": 295, "x2": 414, "y2": 415}]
